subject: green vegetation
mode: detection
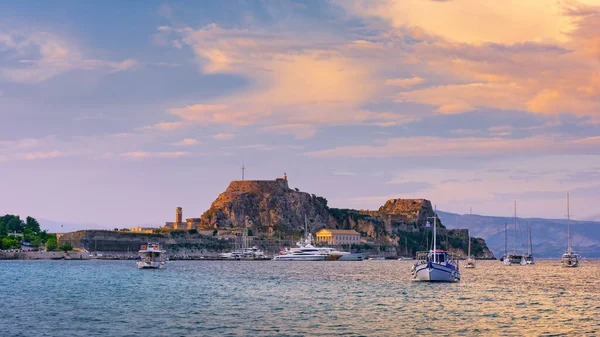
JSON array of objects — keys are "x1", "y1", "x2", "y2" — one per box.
[
  {"x1": 59, "y1": 242, "x2": 73, "y2": 252},
  {"x1": 46, "y1": 237, "x2": 58, "y2": 251},
  {"x1": 0, "y1": 214, "x2": 50, "y2": 250},
  {"x1": 328, "y1": 208, "x2": 371, "y2": 225}
]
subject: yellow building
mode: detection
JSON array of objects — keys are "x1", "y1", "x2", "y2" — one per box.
[
  {"x1": 129, "y1": 227, "x2": 155, "y2": 234},
  {"x1": 315, "y1": 229, "x2": 360, "y2": 245}
]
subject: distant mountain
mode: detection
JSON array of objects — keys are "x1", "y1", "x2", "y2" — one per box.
[
  {"x1": 438, "y1": 211, "x2": 600, "y2": 258},
  {"x1": 38, "y1": 218, "x2": 108, "y2": 233}
]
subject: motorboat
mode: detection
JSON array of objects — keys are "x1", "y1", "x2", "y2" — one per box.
[
  {"x1": 136, "y1": 243, "x2": 166, "y2": 269},
  {"x1": 412, "y1": 214, "x2": 460, "y2": 282},
  {"x1": 272, "y1": 238, "x2": 327, "y2": 261}
]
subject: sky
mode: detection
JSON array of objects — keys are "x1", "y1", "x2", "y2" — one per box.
[{"x1": 1, "y1": 0, "x2": 599, "y2": 230}]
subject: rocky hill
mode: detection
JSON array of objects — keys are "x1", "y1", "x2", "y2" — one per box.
[{"x1": 196, "y1": 177, "x2": 495, "y2": 258}]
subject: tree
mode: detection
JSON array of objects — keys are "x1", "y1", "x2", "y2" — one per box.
[
  {"x1": 1, "y1": 237, "x2": 19, "y2": 249},
  {"x1": 30, "y1": 237, "x2": 42, "y2": 248},
  {"x1": 25, "y1": 217, "x2": 41, "y2": 233},
  {"x1": 7, "y1": 218, "x2": 24, "y2": 232},
  {"x1": 59, "y1": 242, "x2": 73, "y2": 252},
  {"x1": 46, "y1": 238, "x2": 58, "y2": 251}
]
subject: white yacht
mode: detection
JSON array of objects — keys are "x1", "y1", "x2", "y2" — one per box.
[
  {"x1": 561, "y1": 193, "x2": 579, "y2": 267},
  {"x1": 272, "y1": 234, "x2": 327, "y2": 261},
  {"x1": 320, "y1": 247, "x2": 368, "y2": 261},
  {"x1": 137, "y1": 243, "x2": 166, "y2": 269},
  {"x1": 412, "y1": 214, "x2": 460, "y2": 282}
]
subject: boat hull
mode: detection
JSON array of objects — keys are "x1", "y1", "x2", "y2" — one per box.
[
  {"x1": 561, "y1": 253, "x2": 579, "y2": 267},
  {"x1": 273, "y1": 255, "x2": 327, "y2": 261},
  {"x1": 414, "y1": 262, "x2": 460, "y2": 282},
  {"x1": 137, "y1": 261, "x2": 165, "y2": 269},
  {"x1": 337, "y1": 253, "x2": 368, "y2": 261}
]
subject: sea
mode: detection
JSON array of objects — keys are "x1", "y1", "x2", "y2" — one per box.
[{"x1": 1, "y1": 259, "x2": 598, "y2": 337}]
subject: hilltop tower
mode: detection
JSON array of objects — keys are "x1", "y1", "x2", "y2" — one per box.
[{"x1": 176, "y1": 207, "x2": 183, "y2": 223}]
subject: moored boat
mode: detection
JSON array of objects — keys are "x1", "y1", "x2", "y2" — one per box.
[
  {"x1": 136, "y1": 243, "x2": 166, "y2": 269},
  {"x1": 412, "y1": 213, "x2": 460, "y2": 282},
  {"x1": 503, "y1": 201, "x2": 527, "y2": 266},
  {"x1": 561, "y1": 193, "x2": 579, "y2": 267}
]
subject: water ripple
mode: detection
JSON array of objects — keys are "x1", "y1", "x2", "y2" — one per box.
[{"x1": 0, "y1": 260, "x2": 599, "y2": 336}]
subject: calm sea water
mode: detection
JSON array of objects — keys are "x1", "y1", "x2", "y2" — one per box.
[{"x1": 1, "y1": 259, "x2": 598, "y2": 336}]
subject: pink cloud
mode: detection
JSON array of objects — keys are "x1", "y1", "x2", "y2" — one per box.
[{"x1": 307, "y1": 135, "x2": 600, "y2": 158}]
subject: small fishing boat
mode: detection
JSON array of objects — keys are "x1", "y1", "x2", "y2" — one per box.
[
  {"x1": 412, "y1": 214, "x2": 460, "y2": 282},
  {"x1": 561, "y1": 193, "x2": 579, "y2": 267},
  {"x1": 136, "y1": 243, "x2": 166, "y2": 269}
]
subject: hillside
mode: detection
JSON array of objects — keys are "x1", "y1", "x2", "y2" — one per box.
[{"x1": 438, "y1": 211, "x2": 600, "y2": 258}]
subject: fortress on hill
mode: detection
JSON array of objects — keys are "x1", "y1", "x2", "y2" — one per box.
[{"x1": 165, "y1": 174, "x2": 290, "y2": 230}]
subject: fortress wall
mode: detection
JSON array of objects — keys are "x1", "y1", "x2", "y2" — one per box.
[{"x1": 227, "y1": 179, "x2": 289, "y2": 193}]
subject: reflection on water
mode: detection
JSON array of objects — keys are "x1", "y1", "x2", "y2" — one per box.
[{"x1": 1, "y1": 260, "x2": 598, "y2": 336}]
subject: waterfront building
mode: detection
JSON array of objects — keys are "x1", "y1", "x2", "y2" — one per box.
[
  {"x1": 315, "y1": 229, "x2": 360, "y2": 245},
  {"x1": 129, "y1": 227, "x2": 156, "y2": 234}
]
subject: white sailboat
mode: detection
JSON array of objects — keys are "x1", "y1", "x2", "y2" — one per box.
[
  {"x1": 525, "y1": 222, "x2": 535, "y2": 265},
  {"x1": 412, "y1": 212, "x2": 460, "y2": 282},
  {"x1": 561, "y1": 193, "x2": 579, "y2": 267},
  {"x1": 465, "y1": 207, "x2": 475, "y2": 268},
  {"x1": 504, "y1": 201, "x2": 526, "y2": 266}
]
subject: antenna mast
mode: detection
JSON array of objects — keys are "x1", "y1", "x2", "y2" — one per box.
[{"x1": 241, "y1": 164, "x2": 246, "y2": 181}]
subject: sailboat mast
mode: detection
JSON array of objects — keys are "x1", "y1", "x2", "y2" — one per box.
[
  {"x1": 567, "y1": 193, "x2": 571, "y2": 252},
  {"x1": 514, "y1": 201, "x2": 517, "y2": 254},
  {"x1": 504, "y1": 223, "x2": 507, "y2": 258},
  {"x1": 528, "y1": 222, "x2": 532, "y2": 256},
  {"x1": 433, "y1": 208, "x2": 437, "y2": 263},
  {"x1": 468, "y1": 207, "x2": 472, "y2": 258}
]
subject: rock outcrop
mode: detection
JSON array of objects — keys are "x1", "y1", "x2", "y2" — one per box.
[{"x1": 196, "y1": 177, "x2": 495, "y2": 258}]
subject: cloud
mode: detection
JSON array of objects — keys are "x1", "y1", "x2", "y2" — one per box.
[
  {"x1": 173, "y1": 138, "x2": 199, "y2": 146},
  {"x1": 0, "y1": 31, "x2": 139, "y2": 83},
  {"x1": 120, "y1": 151, "x2": 187, "y2": 159},
  {"x1": 384, "y1": 76, "x2": 425, "y2": 88},
  {"x1": 337, "y1": 0, "x2": 589, "y2": 44},
  {"x1": 307, "y1": 135, "x2": 600, "y2": 158},
  {"x1": 145, "y1": 1, "x2": 600, "y2": 142},
  {"x1": 158, "y1": 24, "x2": 418, "y2": 137},
  {"x1": 138, "y1": 122, "x2": 186, "y2": 132},
  {"x1": 234, "y1": 144, "x2": 303, "y2": 151},
  {"x1": 212, "y1": 133, "x2": 235, "y2": 140},
  {"x1": 260, "y1": 124, "x2": 317, "y2": 139},
  {"x1": 333, "y1": 171, "x2": 357, "y2": 176}
]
